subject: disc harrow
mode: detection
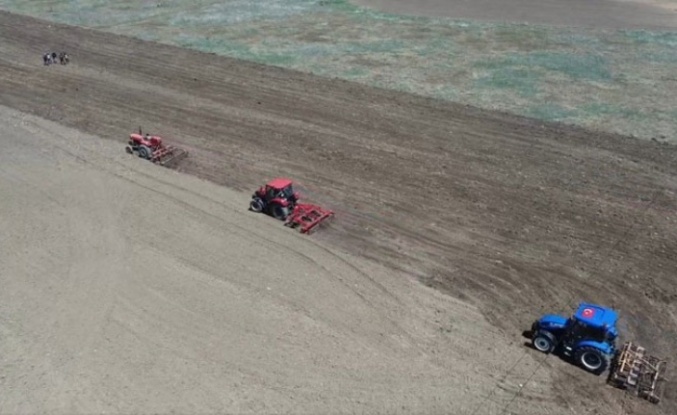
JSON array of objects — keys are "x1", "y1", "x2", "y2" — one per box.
[{"x1": 608, "y1": 341, "x2": 667, "y2": 404}]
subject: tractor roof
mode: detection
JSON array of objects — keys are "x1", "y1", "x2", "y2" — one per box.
[
  {"x1": 574, "y1": 303, "x2": 618, "y2": 329},
  {"x1": 267, "y1": 178, "x2": 293, "y2": 190}
]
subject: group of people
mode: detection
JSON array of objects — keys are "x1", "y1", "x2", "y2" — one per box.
[{"x1": 43, "y1": 51, "x2": 69, "y2": 66}]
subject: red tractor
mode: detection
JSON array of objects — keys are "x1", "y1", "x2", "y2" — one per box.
[
  {"x1": 125, "y1": 128, "x2": 187, "y2": 166},
  {"x1": 250, "y1": 178, "x2": 334, "y2": 234}
]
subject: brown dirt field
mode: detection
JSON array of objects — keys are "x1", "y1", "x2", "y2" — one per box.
[
  {"x1": 352, "y1": 0, "x2": 677, "y2": 30},
  {"x1": 4, "y1": 104, "x2": 545, "y2": 414},
  {"x1": 2, "y1": 106, "x2": 522, "y2": 414},
  {"x1": 1, "y1": 11, "x2": 676, "y2": 414}
]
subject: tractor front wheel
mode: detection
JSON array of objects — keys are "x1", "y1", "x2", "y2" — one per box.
[
  {"x1": 250, "y1": 198, "x2": 264, "y2": 213},
  {"x1": 532, "y1": 331, "x2": 556, "y2": 353},
  {"x1": 575, "y1": 347, "x2": 610, "y2": 375}
]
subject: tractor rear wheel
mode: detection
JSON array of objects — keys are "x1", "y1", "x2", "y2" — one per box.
[
  {"x1": 532, "y1": 331, "x2": 556, "y2": 353},
  {"x1": 250, "y1": 198, "x2": 264, "y2": 213},
  {"x1": 575, "y1": 347, "x2": 610, "y2": 375},
  {"x1": 138, "y1": 145, "x2": 152, "y2": 160},
  {"x1": 271, "y1": 204, "x2": 290, "y2": 220}
]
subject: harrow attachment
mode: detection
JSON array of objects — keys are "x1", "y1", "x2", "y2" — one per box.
[
  {"x1": 608, "y1": 341, "x2": 667, "y2": 404},
  {"x1": 149, "y1": 145, "x2": 188, "y2": 166},
  {"x1": 285, "y1": 203, "x2": 334, "y2": 234}
]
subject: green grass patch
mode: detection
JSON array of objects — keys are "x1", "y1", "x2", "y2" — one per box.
[
  {"x1": 474, "y1": 68, "x2": 540, "y2": 97},
  {"x1": 621, "y1": 30, "x2": 677, "y2": 47},
  {"x1": 477, "y1": 52, "x2": 611, "y2": 82},
  {"x1": 581, "y1": 103, "x2": 643, "y2": 120}
]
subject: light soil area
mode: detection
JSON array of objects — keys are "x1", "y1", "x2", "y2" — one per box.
[
  {"x1": 351, "y1": 0, "x2": 677, "y2": 30},
  {"x1": 0, "y1": 106, "x2": 545, "y2": 414}
]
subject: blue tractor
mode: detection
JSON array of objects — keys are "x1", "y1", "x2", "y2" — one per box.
[{"x1": 529, "y1": 303, "x2": 619, "y2": 375}]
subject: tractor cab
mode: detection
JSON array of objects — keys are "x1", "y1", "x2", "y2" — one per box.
[
  {"x1": 565, "y1": 304, "x2": 618, "y2": 344},
  {"x1": 530, "y1": 303, "x2": 619, "y2": 375},
  {"x1": 260, "y1": 178, "x2": 299, "y2": 205}
]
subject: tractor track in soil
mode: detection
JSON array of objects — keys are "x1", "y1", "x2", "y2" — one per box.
[{"x1": 1, "y1": 10, "x2": 677, "y2": 414}]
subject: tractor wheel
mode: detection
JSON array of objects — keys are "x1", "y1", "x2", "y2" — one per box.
[
  {"x1": 271, "y1": 204, "x2": 290, "y2": 220},
  {"x1": 125, "y1": 146, "x2": 133, "y2": 154},
  {"x1": 138, "y1": 145, "x2": 152, "y2": 160},
  {"x1": 575, "y1": 347, "x2": 610, "y2": 375},
  {"x1": 532, "y1": 331, "x2": 556, "y2": 353},
  {"x1": 250, "y1": 198, "x2": 264, "y2": 213}
]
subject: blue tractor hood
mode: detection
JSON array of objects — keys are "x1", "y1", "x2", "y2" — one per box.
[{"x1": 536, "y1": 314, "x2": 568, "y2": 330}]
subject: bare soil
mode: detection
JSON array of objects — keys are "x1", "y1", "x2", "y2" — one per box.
[
  {"x1": 352, "y1": 0, "x2": 677, "y2": 30},
  {"x1": 3, "y1": 105, "x2": 527, "y2": 414},
  {"x1": 1, "y1": 11, "x2": 676, "y2": 414}
]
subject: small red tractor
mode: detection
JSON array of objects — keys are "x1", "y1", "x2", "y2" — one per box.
[
  {"x1": 125, "y1": 128, "x2": 187, "y2": 166},
  {"x1": 250, "y1": 178, "x2": 334, "y2": 234}
]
